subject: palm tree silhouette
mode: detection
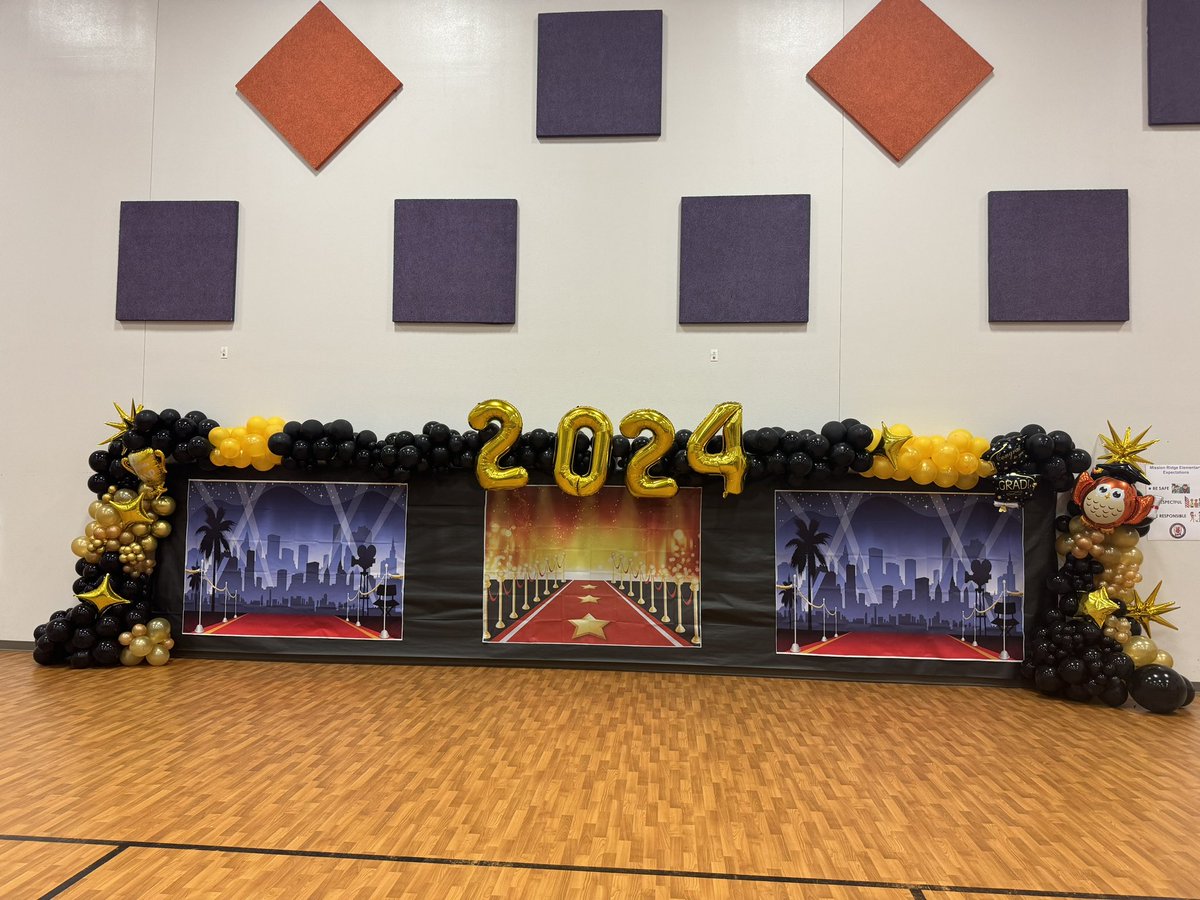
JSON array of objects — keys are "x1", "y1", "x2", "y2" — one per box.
[
  {"x1": 195, "y1": 505, "x2": 234, "y2": 613},
  {"x1": 785, "y1": 516, "x2": 831, "y2": 634},
  {"x1": 187, "y1": 568, "x2": 202, "y2": 609}
]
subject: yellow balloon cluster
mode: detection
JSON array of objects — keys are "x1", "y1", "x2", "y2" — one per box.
[
  {"x1": 118, "y1": 617, "x2": 174, "y2": 666},
  {"x1": 208, "y1": 416, "x2": 287, "y2": 472},
  {"x1": 71, "y1": 487, "x2": 175, "y2": 576},
  {"x1": 861, "y1": 425, "x2": 996, "y2": 489},
  {"x1": 1055, "y1": 517, "x2": 1143, "y2": 601}
]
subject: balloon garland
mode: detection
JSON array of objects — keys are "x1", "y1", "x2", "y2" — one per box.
[{"x1": 36, "y1": 403, "x2": 1189, "y2": 716}]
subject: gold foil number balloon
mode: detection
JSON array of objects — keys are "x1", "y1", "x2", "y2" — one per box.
[
  {"x1": 554, "y1": 406, "x2": 613, "y2": 498},
  {"x1": 687, "y1": 402, "x2": 747, "y2": 497},
  {"x1": 620, "y1": 409, "x2": 678, "y2": 499},
  {"x1": 468, "y1": 399, "x2": 529, "y2": 490}
]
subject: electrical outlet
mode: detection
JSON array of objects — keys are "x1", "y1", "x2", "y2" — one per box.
[
  {"x1": 709, "y1": 348, "x2": 719, "y2": 362},
  {"x1": 220, "y1": 346, "x2": 229, "y2": 359}
]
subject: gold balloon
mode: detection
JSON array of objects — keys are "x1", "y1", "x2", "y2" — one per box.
[
  {"x1": 150, "y1": 495, "x2": 176, "y2": 517},
  {"x1": 129, "y1": 635, "x2": 153, "y2": 657},
  {"x1": 118, "y1": 631, "x2": 132, "y2": 646},
  {"x1": 151, "y1": 520, "x2": 172, "y2": 539},
  {"x1": 95, "y1": 505, "x2": 119, "y2": 527},
  {"x1": 131, "y1": 524, "x2": 149, "y2": 537},
  {"x1": 147, "y1": 617, "x2": 172, "y2": 641},
  {"x1": 119, "y1": 648, "x2": 142, "y2": 666},
  {"x1": 1153, "y1": 649, "x2": 1175, "y2": 668},
  {"x1": 70, "y1": 537, "x2": 90, "y2": 558},
  {"x1": 162, "y1": 638, "x2": 175, "y2": 650},
  {"x1": 131, "y1": 623, "x2": 148, "y2": 637},
  {"x1": 121, "y1": 448, "x2": 168, "y2": 488},
  {"x1": 686, "y1": 402, "x2": 747, "y2": 497},
  {"x1": 468, "y1": 399, "x2": 529, "y2": 490},
  {"x1": 145, "y1": 645, "x2": 170, "y2": 667},
  {"x1": 620, "y1": 409, "x2": 678, "y2": 499},
  {"x1": 1125, "y1": 635, "x2": 1159, "y2": 668},
  {"x1": 140, "y1": 535, "x2": 157, "y2": 553},
  {"x1": 75, "y1": 574, "x2": 131, "y2": 614},
  {"x1": 553, "y1": 406, "x2": 613, "y2": 497}
]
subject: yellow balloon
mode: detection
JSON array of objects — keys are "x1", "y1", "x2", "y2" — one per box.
[
  {"x1": 871, "y1": 456, "x2": 895, "y2": 479},
  {"x1": 956, "y1": 473, "x2": 980, "y2": 490},
  {"x1": 970, "y1": 436, "x2": 991, "y2": 456},
  {"x1": 553, "y1": 406, "x2": 613, "y2": 497},
  {"x1": 219, "y1": 438, "x2": 240, "y2": 460},
  {"x1": 231, "y1": 427, "x2": 247, "y2": 439},
  {"x1": 898, "y1": 448, "x2": 921, "y2": 472},
  {"x1": 246, "y1": 415, "x2": 268, "y2": 435},
  {"x1": 890, "y1": 423, "x2": 912, "y2": 437},
  {"x1": 947, "y1": 429, "x2": 973, "y2": 451},
  {"x1": 934, "y1": 467, "x2": 959, "y2": 488},
  {"x1": 620, "y1": 409, "x2": 678, "y2": 499},
  {"x1": 932, "y1": 444, "x2": 958, "y2": 469},
  {"x1": 956, "y1": 452, "x2": 979, "y2": 475},
  {"x1": 208, "y1": 427, "x2": 229, "y2": 444},
  {"x1": 266, "y1": 416, "x2": 286, "y2": 433},
  {"x1": 209, "y1": 449, "x2": 223, "y2": 466},
  {"x1": 910, "y1": 435, "x2": 934, "y2": 457},
  {"x1": 911, "y1": 459, "x2": 937, "y2": 485},
  {"x1": 468, "y1": 399, "x2": 529, "y2": 490},
  {"x1": 244, "y1": 434, "x2": 267, "y2": 458},
  {"x1": 977, "y1": 460, "x2": 996, "y2": 478},
  {"x1": 686, "y1": 402, "x2": 747, "y2": 497},
  {"x1": 251, "y1": 455, "x2": 276, "y2": 472}
]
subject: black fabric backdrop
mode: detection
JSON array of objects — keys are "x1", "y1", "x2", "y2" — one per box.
[{"x1": 159, "y1": 467, "x2": 1056, "y2": 684}]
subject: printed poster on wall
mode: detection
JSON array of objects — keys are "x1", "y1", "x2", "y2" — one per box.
[
  {"x1": 774, "y1": 491, "x2": 1024, "y2": 662},
  {"x1": 183, "y1": 480, "x2": 407, "y2": 639},
  {"x1": 1144, "y1": 464, "x2": 1200, "y2": 541},
  {"x1": 482, "y1": 486, "x2": 701, "y2": 647}
]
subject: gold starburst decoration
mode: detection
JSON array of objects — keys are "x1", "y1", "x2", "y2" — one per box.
[
  {"x1": 98, "y1": 399, "x2": 143, "y2": 446},
  {"x1": 870, "y1": 422, "x2": 912, "y2": 468},
  {"x1": 1125, "y1": 581, "x2": 1179, "y2": 638},
  {"x1": 1097, "y1": 421, "x2": 1158, "y2": 475}
]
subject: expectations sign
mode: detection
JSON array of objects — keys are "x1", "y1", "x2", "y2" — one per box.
[{"x1": 1145, "y1": 464, "x2": 1200, "y2": 541}]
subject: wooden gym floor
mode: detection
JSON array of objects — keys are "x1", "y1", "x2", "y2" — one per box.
[{"x1": 0, "y1": 651, "x2": 1196, "y2": 899}]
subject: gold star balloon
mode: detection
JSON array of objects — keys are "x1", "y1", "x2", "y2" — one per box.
[
  {"x1": 1125, "y1": 581, "x2": 1179, "y2": 638},
  {"x1": 98, "y1": 398, "x2": 144, "y2": 446},
  {"x1": 108, "y1": 491, "x2": 156, "y2": 527},
  {"x1": 568, "y1": 613, "x2": 610, "y2": 640},
  {"x1": 75, "y1": 574, "x2": 132, "y2": 614},
  {"x1": 1080, "y1": 585, "x2": 1119, "y2": 628},
  {"x1": 870, "y1": 422, "x2": 911, "y2": 468},
  {"x1": 1097, "y1": 421, "x2": 1158, "y2": 475}
]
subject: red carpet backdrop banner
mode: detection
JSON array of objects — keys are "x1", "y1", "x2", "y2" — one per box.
[
  {"x1": 183, "y1": 480, "x2": 407, "y2": 640},
  {"x1": 483, "y1": 486, "x2": 701, "y2": 647},
  {"x1": 774, "y1": 491, "x2": 1024, "y2": 662}
]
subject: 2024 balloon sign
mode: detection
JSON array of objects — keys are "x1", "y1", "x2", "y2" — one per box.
[{"x1": 469, "y1": 400, "x2": 747, "y2": 498}]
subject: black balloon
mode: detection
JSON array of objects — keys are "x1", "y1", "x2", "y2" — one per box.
[
  {"x1": 69, "y1": 649, "x2": 94, "y2": 669},
  {"x1": 1100, "y1": 680, "x2": 1129, "y2": 708},
  {"x1": 1057, "y1": 657, "x2": 1087, "y2": 685},
  {"x1": 1034, "y1": 665, "x2": 1062, "y2": 694},
  {"x1": 1129, "y1": 665, "x2": 1190, "y2": 714},
  {"x1": 46, "y1": 619, "x2": 72, "y2": 643}
]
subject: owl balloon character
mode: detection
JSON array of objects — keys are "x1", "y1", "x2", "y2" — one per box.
[{"x1": 1072, "y1": 463, "x2": 1156, "y2": 533}]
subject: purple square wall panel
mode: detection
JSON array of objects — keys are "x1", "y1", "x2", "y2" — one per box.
[
  {"x1": 1148, "y1": 0, "x2": 1200, "y2": 124},
  {"x1": 115, "y1": 201, "x2": 239, "y2": 321},
  {"x1": 679, "y1": 195, "x2": 810, "y2": 324},
  {"x1": 988, "y1": 190, "x2": 1129, "y2": 323},
  {"x1": 393, "y1": 200, "x2": 517, "y2": 324},
  {"x1": 537, "y1": 10, "x2": 663, "y2": 138}
]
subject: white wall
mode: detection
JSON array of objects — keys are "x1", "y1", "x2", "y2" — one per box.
[{"x1": 2, "y1": 0, "x2": 1197, "y2": 676}]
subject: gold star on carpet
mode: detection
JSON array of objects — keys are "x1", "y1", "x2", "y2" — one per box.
[
  {"x1": 1080, "y1": 585, "x2": 1118, "y2": 628},
  {"x1": 98, "y1": 398, "x2": 143, "y2": 446},
  {"x1": 108, "y1": 491, "x2": 155, "y2": 526},
  {"x1": 576, "y1": 594, "x2": 600, "y2": 604},
  {"x1": 1125, "y1": 581, "x2": 1179, "y2": 638},
  {"x1": 568, "y1": 613, "x2": 610, "y2": 640},
  {"x1": 581, "y1": 584, "x2": 597, "y2": 589},
  {"x1": 1097, "y1": 421, "x2": 1158, "y2": 475},
  {"x1": 75, "y1": 574, "x2": 131, "y2": 614},
  {"x1": 870, "y1": 422, "x2": 911, "y2": 468}
]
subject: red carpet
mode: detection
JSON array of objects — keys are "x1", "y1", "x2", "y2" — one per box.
[
  {"x1": 198, "y1": 613, "x2": 381, "y2": 639},
  {"x1": 798, "y1": 631, "x2": 1014, "y2": 661},
  {"x1": 493, "y1": 580, "x2": 692, "y2": 647}
]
